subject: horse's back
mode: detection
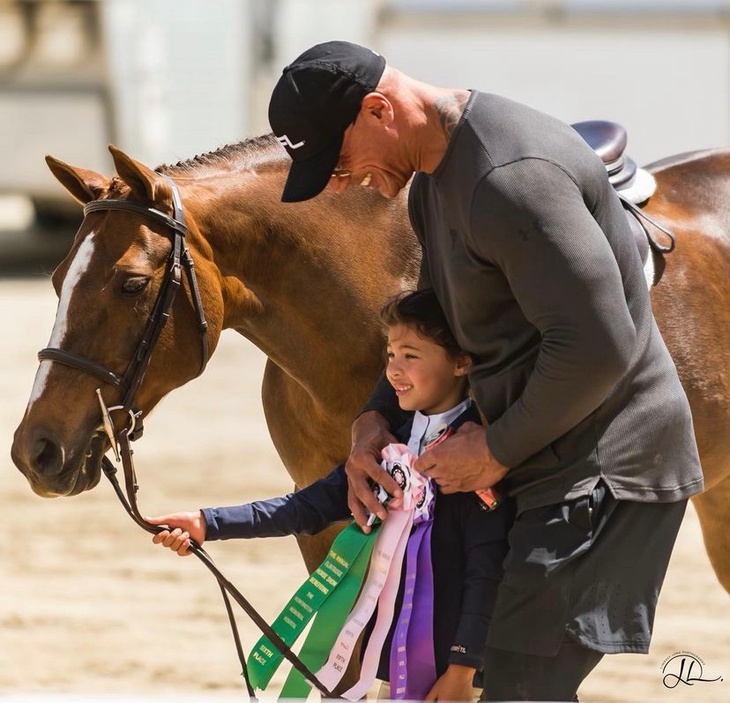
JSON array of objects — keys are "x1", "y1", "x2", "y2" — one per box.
[{"x1": 648, "y1": 147, "x2": 730, "y2": 224}]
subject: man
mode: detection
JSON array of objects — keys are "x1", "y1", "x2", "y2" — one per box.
[{"x1": 267, "y1": 40, "x2": 703, "y2": 701}]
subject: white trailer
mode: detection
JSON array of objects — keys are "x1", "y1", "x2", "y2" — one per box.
[
  {"x1": 4, "y1": 0, "x2": 728, "y2": 227},
  {"x1": 0, "y1": 0, "x2": 253, "y2": 224}
]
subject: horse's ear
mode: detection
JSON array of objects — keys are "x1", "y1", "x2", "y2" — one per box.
[
  {"x1": 108, "y1": 144, "x2": 167, "y2": 206},
  {"x1": 45, "y1": 155, "x2": 110, "y2": 205}
]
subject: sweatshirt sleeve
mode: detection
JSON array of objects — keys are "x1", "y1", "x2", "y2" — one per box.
[
  {"x1": 470, "y1": 159, "x2": 637, "y2": 468},
  {"x1": 202, "y1": 464, "x2": 351, "y2": 541},
  {"x1": 448, "y1": 498, "x2": 514, "y2": 669}
]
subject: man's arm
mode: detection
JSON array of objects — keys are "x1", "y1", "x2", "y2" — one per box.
[{"x1": 472, "y1": 158, "x2": 637, "y2": 468}]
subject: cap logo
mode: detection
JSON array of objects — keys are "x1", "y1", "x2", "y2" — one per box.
[{"x1": 276, "y1": 134, "x2": 305, "y2": 150}]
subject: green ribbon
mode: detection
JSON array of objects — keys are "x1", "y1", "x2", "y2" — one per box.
[
  {"x1": 246, "y1": 521, "x2": 378, "y2": 692},
  {"x1": 279, "y1": 531, "x2": 376, "y2": 697}
]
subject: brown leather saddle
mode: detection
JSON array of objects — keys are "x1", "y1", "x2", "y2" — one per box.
[{"x1": 572, "y1": 120, "x2": 675, "y2": 285}]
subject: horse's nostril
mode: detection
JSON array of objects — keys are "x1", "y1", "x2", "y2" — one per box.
[{"x1": 32, "y1": 436, "x2": 65, "y2": 477}]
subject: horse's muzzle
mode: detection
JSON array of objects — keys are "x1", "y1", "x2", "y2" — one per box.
[{"x1": 11, "y1": 424, "x2": 104, "y2": 497}]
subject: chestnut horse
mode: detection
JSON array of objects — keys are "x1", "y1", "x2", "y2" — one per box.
[{"x1": 10, "y1": 134, "x2": 730, "y2": 593}]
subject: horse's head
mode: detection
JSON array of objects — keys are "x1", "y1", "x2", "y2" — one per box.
[{"x1": 11, "y1": 147, "x2": 224, "y2": 497}]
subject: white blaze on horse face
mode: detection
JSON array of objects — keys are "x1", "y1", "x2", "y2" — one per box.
[{"x1": 28, "y1": 232, "x2": 97, "y2": 408}]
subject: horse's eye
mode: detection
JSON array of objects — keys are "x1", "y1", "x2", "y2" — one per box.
[{"x1": 121, "y1": 276, "x2": 150, "y2": 296}]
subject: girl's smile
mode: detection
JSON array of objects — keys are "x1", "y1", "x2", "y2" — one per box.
[{"x1": 386, "y1": 323, "x2": 471, "y2": 415}]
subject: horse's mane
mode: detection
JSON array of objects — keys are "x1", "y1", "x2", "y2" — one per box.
[
  {"x1": 156, "y1": 132, "x2": 286, "y2": 177},
  {"x1": 145, "y1": 130, "x2": 412, "y2": 235}
]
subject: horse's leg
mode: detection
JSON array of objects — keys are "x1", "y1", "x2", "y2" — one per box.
[
  {"x1": 260, "y1": 359, "x2": 354, "y2": 572},
  {"x1": 690, "y1": 477, "x2": 730, "y2": 592},
  {"x1": 260, "y1": 360, "x2": 364, "y2": 690}
]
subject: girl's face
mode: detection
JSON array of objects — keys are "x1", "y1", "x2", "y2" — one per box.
[{"x1": 385, "y1": 323, "x2": 471, "y2": 415}]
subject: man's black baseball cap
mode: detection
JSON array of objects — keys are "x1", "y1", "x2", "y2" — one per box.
[{"x1": 268, "y1": 41, "x2": 386, "y2": 203}]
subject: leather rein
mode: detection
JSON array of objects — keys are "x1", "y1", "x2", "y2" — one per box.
[{"x1": 37, "y1": 175, "x2": 334, "y2": 698}]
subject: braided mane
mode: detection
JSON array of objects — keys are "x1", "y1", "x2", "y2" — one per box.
[{"x1": 156, "y1": 133, "x2": 286, "y2": 176}]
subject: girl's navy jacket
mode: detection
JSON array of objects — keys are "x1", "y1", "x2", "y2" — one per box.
[{"x1": 202, "y1": 403, "x2": 514, "y2": 682}]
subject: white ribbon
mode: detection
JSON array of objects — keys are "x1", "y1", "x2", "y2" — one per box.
[{"x1": 315, "y1": 444, "x2": 434, "y2": 700}]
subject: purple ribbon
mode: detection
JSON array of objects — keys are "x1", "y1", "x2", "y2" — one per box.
[{"x1": 390, "y1": 485, "x2": 436, "y2": 699}]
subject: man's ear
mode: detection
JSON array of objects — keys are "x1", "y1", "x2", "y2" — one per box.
[
  {"x1": 361, "y1": 93, "x2": 393, "y2": 124},
  {"x1": 454, "y1": 353, "x2": 473, "y2": 377}
]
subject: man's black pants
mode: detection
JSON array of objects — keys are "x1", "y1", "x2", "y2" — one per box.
[
  {"x1": 480, "y1": 481, "x2": 688, "y2": 701},
  {"x1": 481, "y1": 637, "x2": 603, "y2": 701}
]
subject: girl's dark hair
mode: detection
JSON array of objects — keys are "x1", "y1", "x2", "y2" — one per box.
[{"x1": 380, "y1": 288, "x2": 463, "y2": 358}]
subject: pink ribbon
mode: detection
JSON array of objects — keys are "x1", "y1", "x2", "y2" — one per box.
[{"x1": 317, "y1": 444, "x2": 436, "y2": 700}]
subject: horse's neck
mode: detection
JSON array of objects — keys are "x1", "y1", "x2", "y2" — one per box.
[{"x1": 185, "y1": 170, "x2": 416, "y2": 413}]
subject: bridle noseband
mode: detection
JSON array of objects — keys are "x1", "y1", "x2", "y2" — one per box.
[{"x1": 35, "y1": 175, "x2": 333, "y2": 698}]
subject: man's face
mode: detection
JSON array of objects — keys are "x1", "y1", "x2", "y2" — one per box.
[{"x1": 326, "y1": 101, "x2": 412, "y2": 199}]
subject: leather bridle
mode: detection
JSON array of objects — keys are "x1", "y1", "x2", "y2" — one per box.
[
  {"x1": 36, "y1": 175, "x2": 333, "y2": 698},
  {"x1": 38, "y1": 175, "x2": 209, "y2": 424}
]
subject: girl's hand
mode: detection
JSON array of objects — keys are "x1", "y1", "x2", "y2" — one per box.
[
  {"x1": 424, "y1": 664, "x2": 477, "y2": 702},
  {"x1": 147, "y1": 511, "x2": 207, "y2": 556}
]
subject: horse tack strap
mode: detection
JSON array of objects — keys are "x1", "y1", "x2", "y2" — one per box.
[
  {"x1": 118, "y1": 232, "x2": 184, "y2": 414},
  {"x1": 619, "y1": 195, "x2": 676, "y2": 254},
  {"x1": 102, "y1": 450, "x2": 252, "y2": 700},
  {"x1": 100, "y1": 434, "x2": 335, "y2": 699},
  {"x1": 83, "y1": 198, "x2": 188, "y2": 235},
  {"x1": 37, "y1": 347, "x2": 124, "y2": 388}
]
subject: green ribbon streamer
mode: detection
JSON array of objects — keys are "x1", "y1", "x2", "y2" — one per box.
[
  {"x1": 279, "y1": 530, "x2": 377, "y2": 698},
  {"x1": 246, "y1": 522, "x2": 377, "y2": 691}
]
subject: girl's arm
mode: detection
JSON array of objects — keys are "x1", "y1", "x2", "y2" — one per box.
[{"x1": 149, "y1": 464, "x2": 351, "y2": 555}]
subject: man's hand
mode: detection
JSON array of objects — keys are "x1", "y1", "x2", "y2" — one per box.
[
  {"x1": 346, "y1": 411, "x2": 401, "y2": 532},
  {"x1": 414, "y1": 421, "x2": 508, "y2": 493},
  {"x1": 147, "y1": 511, "x2": 207, "y2": 556}
]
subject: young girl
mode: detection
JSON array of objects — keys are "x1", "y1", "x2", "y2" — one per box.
[{"x1": 149, "y1": 288, "x2": 514, "y2": 701}]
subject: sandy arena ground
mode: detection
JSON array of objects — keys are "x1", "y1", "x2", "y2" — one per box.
[{"x1": 1, "y1": 277, "x2": 728, "y2": 702}]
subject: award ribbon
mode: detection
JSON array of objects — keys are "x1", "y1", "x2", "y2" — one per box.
[
  {"x1": 339, "y1": 444, "x2": 437, "y2": 701},
  {"x1": 278, "y1": 530, "x2": 377, "y2": 698},
  {"x1": 317, "y1": 507, "x2": 413, "y2": 698},
  {"x1": 390, "y1": 480, "x2": 436, "y2": 699},
  {"x1": 246, "y1": 521, "x2": 375, "y2": 691}
]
